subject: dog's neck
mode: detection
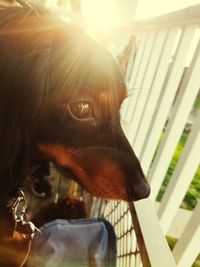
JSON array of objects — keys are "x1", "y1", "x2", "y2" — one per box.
[{"x1": 0, "y1": 204, "x2": 14, "y2": 242}]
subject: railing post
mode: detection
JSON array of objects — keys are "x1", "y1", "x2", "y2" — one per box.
[
  {"x1": 173, "y1": 201, "x2": 200, "y2": 267},
  {"x1": 129, "y1": 202, "x2": 151, "y2": 267}
]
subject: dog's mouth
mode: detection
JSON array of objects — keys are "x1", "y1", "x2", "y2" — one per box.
[
  {"x1": 61, "y1": 167, "x2": 150, "y2": 202},
  {"x1": 37, "y1": 143, "x2": 150, "y2": 202},
  {"x1": 57, "y1": 162, "x2": 129, "y2": 201}
]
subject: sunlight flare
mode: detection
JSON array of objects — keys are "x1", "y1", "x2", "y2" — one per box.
[{"x1": 82, "y1": 0, "x2": 122, "y2": 32}]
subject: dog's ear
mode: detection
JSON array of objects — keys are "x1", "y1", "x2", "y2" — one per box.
[{"x1": 0, "y1": 7, "x2": 58, "y2": 199}]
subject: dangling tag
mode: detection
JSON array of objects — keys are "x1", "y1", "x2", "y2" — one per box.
[
  {"x1": 7, "y1": 190, "x2": 40, "y2": 239},
  {"x1": 15, "y1": 220, "x2": 41, "y2": 240}
]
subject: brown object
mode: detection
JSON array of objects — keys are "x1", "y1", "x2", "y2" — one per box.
[{"x1": 32, "y1": 196, "x2": 86, "y2": 228}]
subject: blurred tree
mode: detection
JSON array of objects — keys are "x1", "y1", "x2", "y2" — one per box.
[{"x1": 70, "y1": 0, "x2": 82, "y2": 13}]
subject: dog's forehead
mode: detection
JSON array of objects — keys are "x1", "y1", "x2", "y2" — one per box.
[
  {"x1": 67, "y1": 81, "x2": 127, "y2": 107},
  {"x1": 99, "y1": 86, "x2": 127, "y2": 105}
]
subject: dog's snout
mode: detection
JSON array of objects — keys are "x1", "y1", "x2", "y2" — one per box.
[{"x1": 129, "y1": 182, "x2": 151, "y2": 201}]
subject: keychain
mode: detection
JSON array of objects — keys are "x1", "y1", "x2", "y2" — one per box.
[{"x1": 7, "y1": 190, "x2": 40, "y2": 240}]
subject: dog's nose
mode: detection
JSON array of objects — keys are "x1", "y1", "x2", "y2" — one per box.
[{"x1": 129, "y1": 182, "x2": 151, "y2": 201}]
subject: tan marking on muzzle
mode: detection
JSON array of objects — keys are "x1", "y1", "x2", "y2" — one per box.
[
  {"x1": 92, "y1": 161, "x2": 127, "y2": 200},
  {"x1": 38, "y1": 143, "x2": 87, "y2": 177},
  {"x1": 38, "y1": 143, "x2": 128, "y2": 200}
]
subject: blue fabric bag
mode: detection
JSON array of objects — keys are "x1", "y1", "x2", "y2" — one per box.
[{"x1": 27, "y1": 218, "x2": 116, "y2": 267}]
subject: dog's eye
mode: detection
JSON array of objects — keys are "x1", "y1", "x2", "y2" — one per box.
[{"x1": 68, "y1": 101, "x2": 93, "y2": 120}]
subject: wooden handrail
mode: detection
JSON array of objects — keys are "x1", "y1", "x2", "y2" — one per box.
[
  {"x1": 129, "y1": 202, "x2": 151, "y2": 267},
  {"x1": 134, "y1": 199, "x2": 177, "y2": 267},
  {"x1": 134, "y1": 4, "x2": 200, "y2": 29}
]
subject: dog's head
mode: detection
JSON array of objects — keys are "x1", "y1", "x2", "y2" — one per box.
[{"x1": 0, "y1": 7, "x2": 150, "y2": 202}]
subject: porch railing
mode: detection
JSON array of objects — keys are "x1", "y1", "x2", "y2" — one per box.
[{"x1": 92, "y1": 4, "x2": 200, "y2": 267}]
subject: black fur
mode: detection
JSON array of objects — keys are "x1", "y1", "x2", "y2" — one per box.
[
  {"x1": 0, "y1": 6, "x2": 150, "y2": 207},
  {"x1": 0, "y1": 5, "x2": 150, "y2": 266}
]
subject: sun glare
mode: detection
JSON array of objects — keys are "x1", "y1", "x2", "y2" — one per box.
[{"x1": 82, "y1": 0, "x2": 122, "y2": 33}]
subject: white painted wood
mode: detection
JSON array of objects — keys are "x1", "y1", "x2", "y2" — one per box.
[
  {"x1": 148, "y1": 37, "x2": 200, "y2": 201},
  {"x1": 122, "y1": 31, "x2": 147, "y2": 121},
  {"x1": 157, "y1": 111, "x2": 200, "y2": 234},
  {"x1": 121, "y1": 33, "x2": 138, "y2": 120},
  {"x1": 132, "y1": 31, "x2": 156, "y2": 94},
  {"x1": 99, "y1": 200, "x2": 107, "y2": 217},
  {"x1": 92, "y1": 6, "x2": 200, "y2": 267},
  {"x1": 134, "y1": 198, "x2": 177, "y2": 267},
  {"x1": 173, "y1": 201, "x2": 200, "y2": 267},
  {"x1": 140, "y1": 26, "x2": 196, "y2": 175},
  {"x1": 126, "y1": 31, "x2": 156, "y2": 124},
  {"x1": 127, "y1": 29, "x2": 167, "y2": 145},
  {"x1": 90, "y1": 198, "x2": 102, "y2": 218},
  {"x1": 132, "y1": 27, "x2": 179, "y2": 158},
  {"x1": 128, "y1": 31, "x2": 147, "y2": 92},
  {"x1": 124, "y1": 34, "x2": 138, "y2": 83},
  {"x1": 154, "y1": 201, "x2": 192, "y2": 239},
  {"x1": 135, "y1": 4, "x2": 200, "y2": 28},
  {"x1": 124, "y1": 31, "x2": 156, "y2": 123}
]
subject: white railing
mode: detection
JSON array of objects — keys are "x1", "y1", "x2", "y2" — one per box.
[{"x1": 92, "y1": 4, "x2": 200, "y2": 267}]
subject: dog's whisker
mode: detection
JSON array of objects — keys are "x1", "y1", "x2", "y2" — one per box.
[
  {"x1": 128, "y1": 87, "x2": 149, "y2": 93},
  {"x1": 124, "y1": 88, "x2": 149, "y2": 100}
]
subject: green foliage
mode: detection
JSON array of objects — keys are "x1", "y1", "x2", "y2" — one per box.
[
  {"x1": 166, "y1": 236, "x2": 177, "y2": 250},
  {"x1": 156, "y1": 127, "x2": 200, "y2": 210},
  {"x1": 159, "y1": 95, "x2": 200, "y2": 266},
  {"x1": 192, "y1": 94, "x2": 200, "y2": 115},
  {"x1": 192, "y1": 258, "x2": 200, "y2": 267},
  {"x1": 182, "y1": 168, "x2": 200, "y2": 210},
  {"x1": 166, "y1": 236, "x2": 200, "y2": 267}
]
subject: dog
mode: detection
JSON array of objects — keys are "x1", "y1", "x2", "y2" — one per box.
[{"x1": 0, "y1": 3, "x2": 150, "y2": 266}]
